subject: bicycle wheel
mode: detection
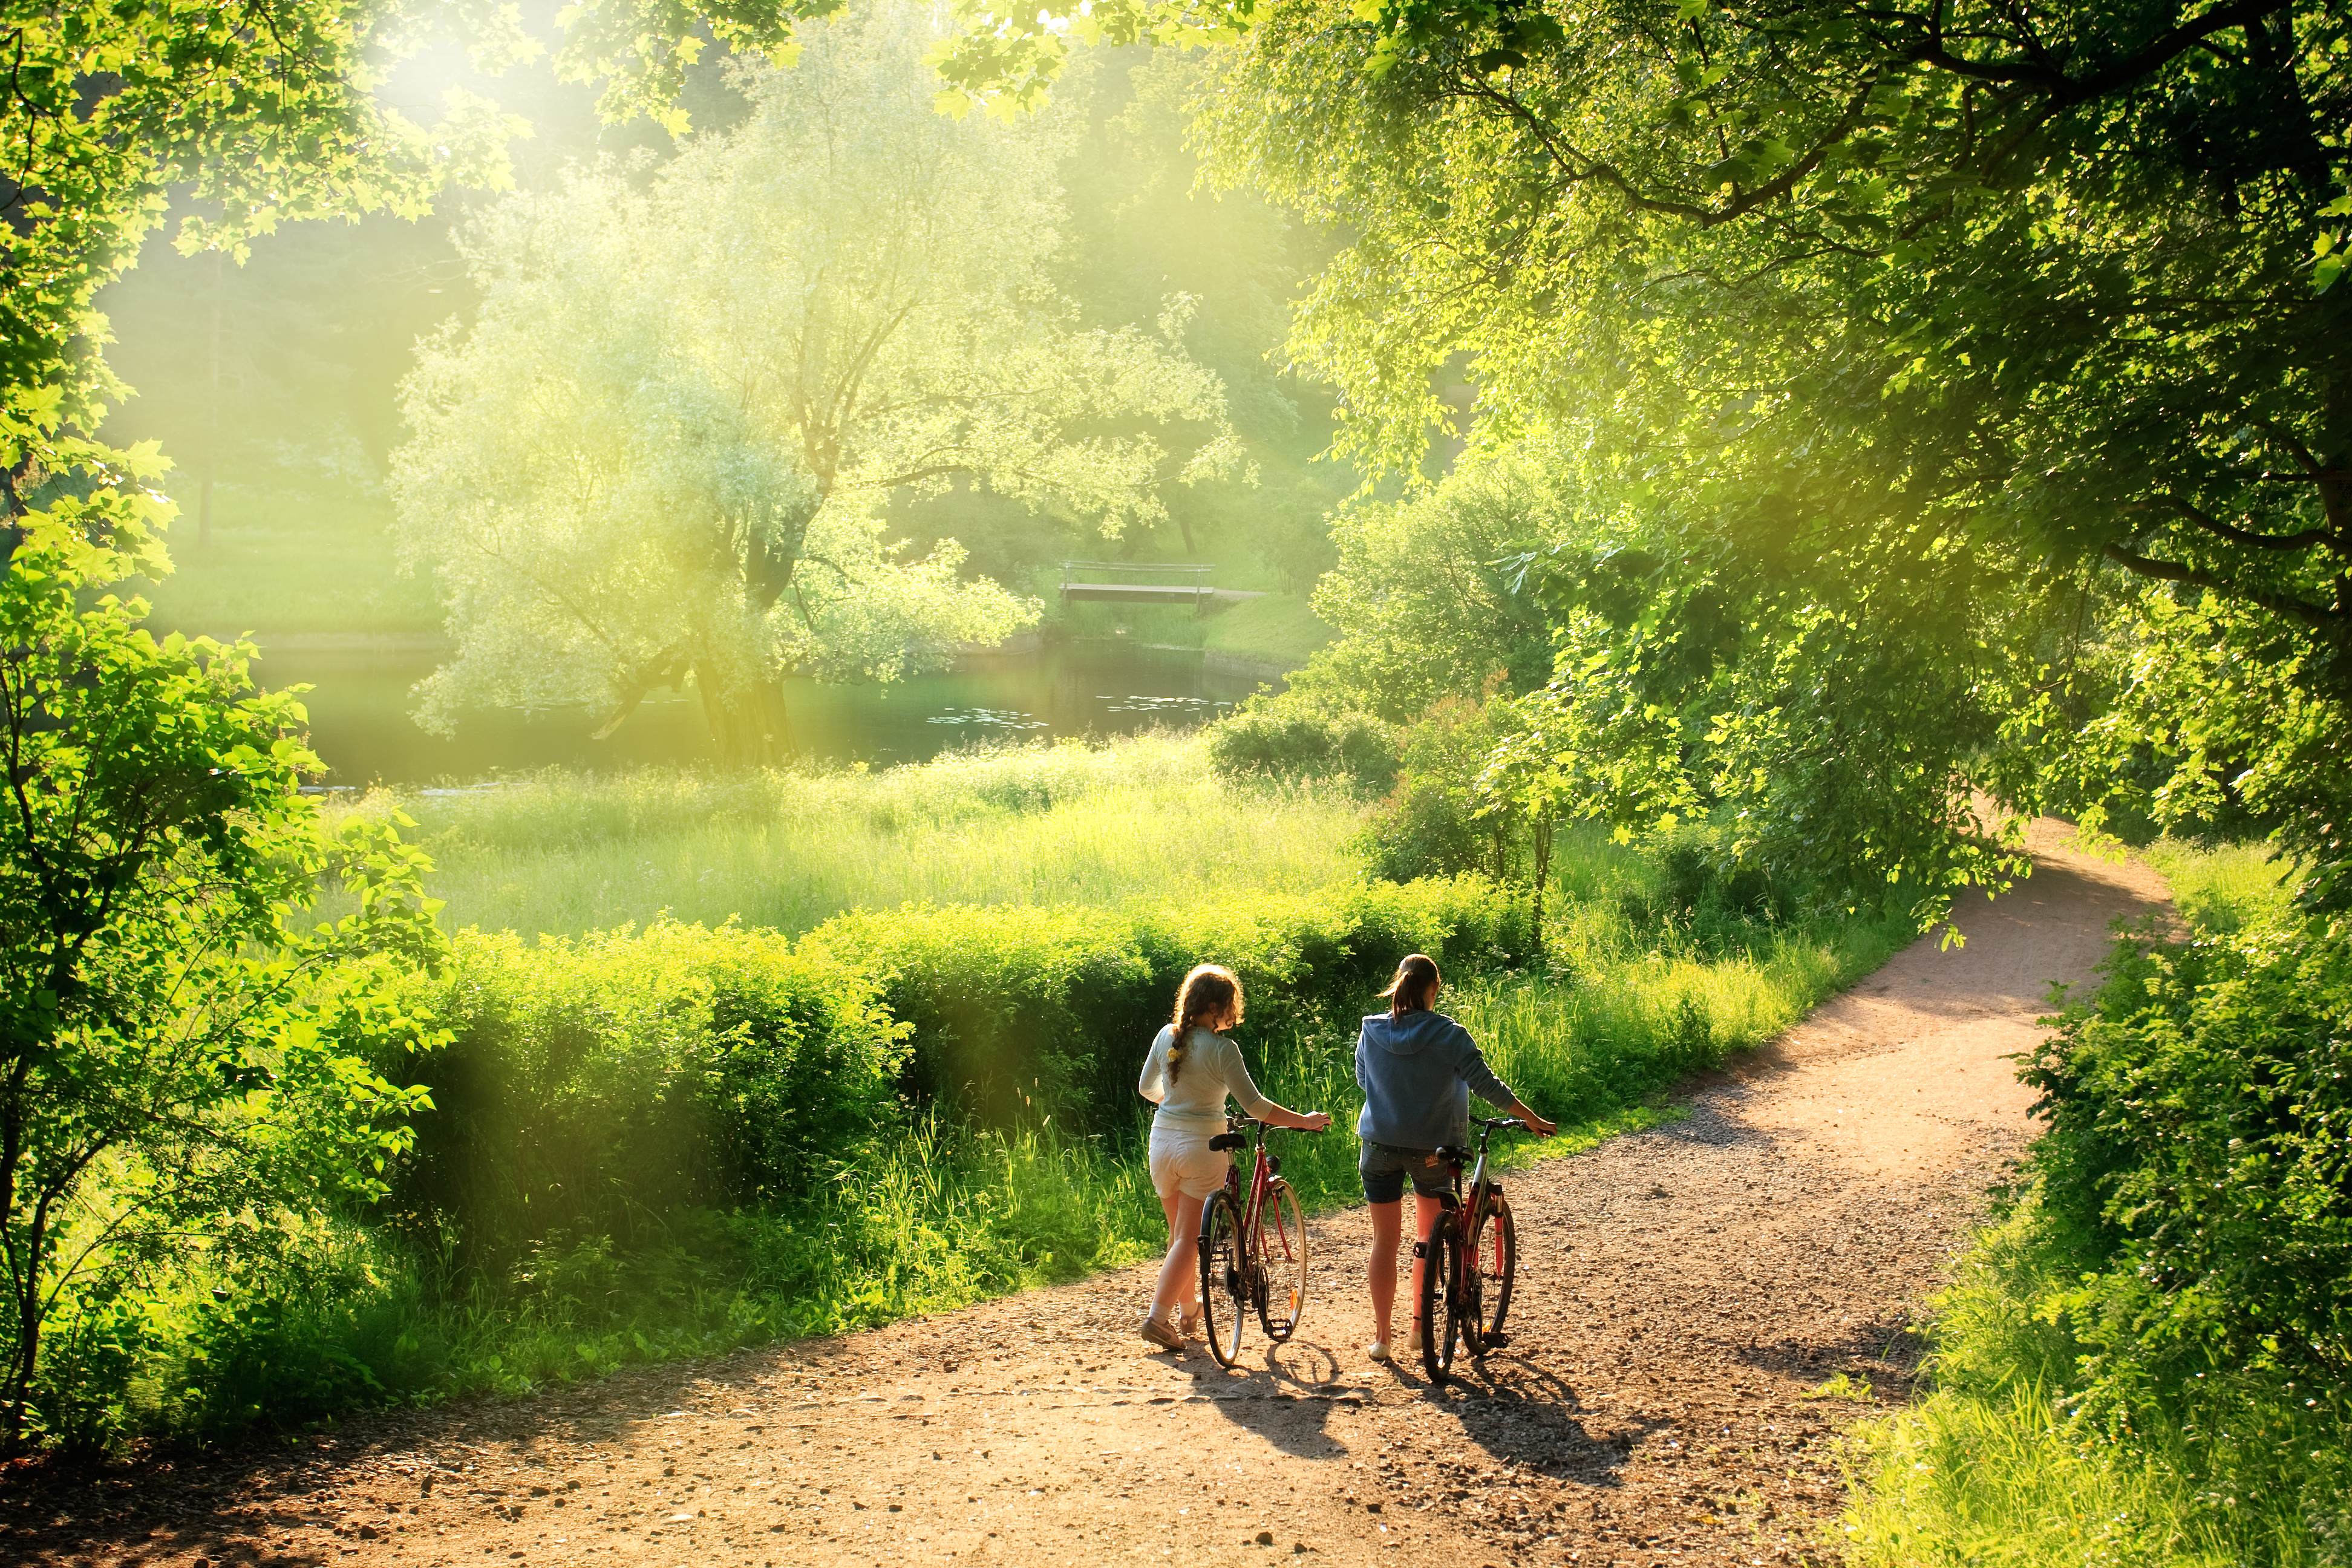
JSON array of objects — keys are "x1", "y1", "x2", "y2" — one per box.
[
  {"x1": 1465, "y1": 1193, "x2": 1516, "y2": 1352},
  {"x1": 1255, "y1": 1178, "x2": 1308, "y2": 1342},
  {"x1": 1198, "y1": 1189, "x2": 1249, "y2": 1368},
  {"x1": 1415, "y1": 1213, "x2": 1463, "y2": 1385}
]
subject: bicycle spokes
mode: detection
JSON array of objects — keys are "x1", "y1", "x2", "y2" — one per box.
[
  {"x1": 1255, "y1": 1178, "x2": 1308, "y2": 1343},
  {"x1": 1198, "y1": 1189, "x2": 1249, "y2": 1367}
]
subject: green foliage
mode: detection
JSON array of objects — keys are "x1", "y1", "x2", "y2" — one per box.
[
  {"x1": 1846, "y1": 852, "x2": 2350, "y2": 1566},
  {"x1": 1843, "y1": 1196, "x2": 2337, "y2": 1568},
  {"x1": 1356, "y1": 697, "x2": 1515, "y2": 882},
  {"x1": 393, "y1": 8, "x2": 1240, "y2": 763},
  {"x1": 47, "y1": 826, "x2": 1896, "y2": 1450},
  {"x1": 1287, "y1": 448, "x2": 1564, "y2": 724},
  {"x1": 2024, "y1": 913, "x2": 2352, "y2": 1403},
  {"x1": 805, "y1": 874, "x2": 1532, "y2": 1126},
  {"x1": 1206, "y1": 704, "x2": 1400, "y2": 792},
  {"x1": 394, "y1": 924, "x2": 908, "y2": 1265},
  {"x1": 0, "y1": 513, "x2": 445, "y2": 1450}
]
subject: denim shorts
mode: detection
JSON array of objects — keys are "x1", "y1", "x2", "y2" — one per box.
[{"x1": 1360, "y1": 1142, "x2": 1452, "y2": 1204}]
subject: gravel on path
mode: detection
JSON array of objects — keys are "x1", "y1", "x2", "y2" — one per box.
[{"x1": 2, "y1": 823, "x2": 2168, "y2": 1568}]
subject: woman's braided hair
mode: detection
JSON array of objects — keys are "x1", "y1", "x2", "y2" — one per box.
[{"x1": 1166, "y1": 964, "x2": 1243, "y2": 1084}]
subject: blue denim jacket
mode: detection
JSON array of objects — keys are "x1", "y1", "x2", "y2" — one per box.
[{"x1": 1353, "y1": 1008, "x2": 1516, "y2": 1150}]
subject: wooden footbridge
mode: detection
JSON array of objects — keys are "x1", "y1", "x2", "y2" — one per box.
[{"x1": 1059, "y1": 561, "x2": 1258, "y2": 612}]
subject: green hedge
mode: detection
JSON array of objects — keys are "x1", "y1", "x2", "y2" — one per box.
[
  {"x1": 393, "y1": 923, "x2": 908, "y2": 1264},
  {"x1": 393, "y1": 877, "x2": 1530, "y2": 1261},
  {"x1": 808, "y1": 876, "x2": 1532, "y2": 1125}
]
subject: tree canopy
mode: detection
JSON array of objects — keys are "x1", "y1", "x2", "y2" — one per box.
[
  {"x1": 393, "y1": 8, "x2": 1243, "y2": 762},
  {"x1": 1157, "y1": 0, "x2": 2351, "y2": 913}
]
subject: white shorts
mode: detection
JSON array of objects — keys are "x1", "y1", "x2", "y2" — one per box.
[{"x1": 1148, "y1": 1122, "x2": 1232, "y2": 1200}]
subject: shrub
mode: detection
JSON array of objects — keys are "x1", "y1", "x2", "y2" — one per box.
[
  {"x1": 1354, "y1": 696, "x2": 1516, "y2": 883},
  {"x1": 806, "y1": 876, "x2": 1533, "y2": 1128},
  {"x1": 391, "y1": 923, "x2": 908, "y2": 1264},
  {"x1": 1206, "y1": 702, "x2": 1399, "y2": 792},
  {"x1": 2023, "y1": 911, "x2": 2352, "y2": 1403}
]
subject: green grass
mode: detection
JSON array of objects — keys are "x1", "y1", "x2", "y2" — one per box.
[
  {"x1": 1204, "y1": 593, "x2": 1334, "y2": 667},
  {"x1": 2140, "y1": 835, "x2": 2296, "y2": 933},
  {"x1": 325, "y1": 733, "x2": 1368, "y2": 937},
  {"x1": 1840, "y1": 1197, "x2": 2328, "y2": 1568},
  {"x1": 55, "y1": 738, "x2": 1909, "y2": 1446},
  {"x1": 133, "y1": 479, "x2": 442, "y2": 638}
]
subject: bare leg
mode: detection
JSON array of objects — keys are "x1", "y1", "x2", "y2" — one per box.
[
  {"x1": 1408, "y1": 1193, "x2": 1446, "y2": 1334},
  {"x1": 1367, "y1": 1199, "x2": 1402, "y2": 1342},
  {"x1": 1150, "y1": 1182, "x2": 1206, "y2": 1323}
]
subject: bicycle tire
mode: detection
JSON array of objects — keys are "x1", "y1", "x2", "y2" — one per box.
[
  {"x1": 1465, "y1": 1193, "x2": 1516, "y2": 1352},
  {"x1": 1416, "y1": 1212, "x2": 1463, "y2": 1385},
  {"x1": 1198, "y1": 1189, "x2": 1249, "y2": 1368},
  {"x1": 1255, "y1": 1178, "x2": 1308, "y2": 1342}
]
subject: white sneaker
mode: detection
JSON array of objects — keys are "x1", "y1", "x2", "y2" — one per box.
[
  {"x1": 1366, "y1": 1339, "x2": 1391, "y2": 1363},
  {"x1": 1406, "y1": 1322, "x2": 1425, "y2": 1354}
]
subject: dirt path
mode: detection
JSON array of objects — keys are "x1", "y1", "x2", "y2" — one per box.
[{"x1": 5, "y1": 824, "x2": 2169, "y2": 1568}]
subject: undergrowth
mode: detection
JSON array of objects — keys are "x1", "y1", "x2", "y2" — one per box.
[{"x1": 1840, "y1": 838, "x2": 2350, "y2": 1568}]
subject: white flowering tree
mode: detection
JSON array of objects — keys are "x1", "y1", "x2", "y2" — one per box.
[{"x1": 393, "y1": 7, "x2": 1242, "y2": 762}]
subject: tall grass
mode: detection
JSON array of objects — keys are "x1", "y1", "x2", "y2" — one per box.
[
  {"x1": 50, "y1": 734, "x2": 1915, "y2": 1449},
  {"x1": 91, "y1": 872, "x2": 1903, "y2": 1437},
  {"x1": 326, "y1": 733, "x2": 1367, "y2": 937},
  {"x1": 1840, "y1": 1198, "x2": 2331, "y2": 1568}
]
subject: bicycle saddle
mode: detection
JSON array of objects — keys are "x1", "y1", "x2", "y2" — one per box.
[{"x1": 1208, "y1": 1131, "x2": 1247, "y2": 1152}]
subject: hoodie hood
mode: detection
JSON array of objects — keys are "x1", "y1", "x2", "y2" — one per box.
[{"x1": 1360, "y1": 1010, "x2": 1459, "y2": 1056}]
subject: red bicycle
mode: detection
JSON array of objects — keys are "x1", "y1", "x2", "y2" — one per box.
[
  {"x1": 1197, "y1": 1116, "x2": 1315, "y2": 1367},
  {"x1": 1414, "y1": 1116, "x2": 1525, "y2": 1385}
]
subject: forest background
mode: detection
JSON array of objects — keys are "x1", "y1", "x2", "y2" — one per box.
[{"x1": 2, "y1": 1, "x2": 2347, "y2": 1564}]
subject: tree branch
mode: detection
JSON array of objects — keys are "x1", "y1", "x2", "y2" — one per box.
[{"x1": 2101, "y1": 541, "x2": 2342, "y2": 626}]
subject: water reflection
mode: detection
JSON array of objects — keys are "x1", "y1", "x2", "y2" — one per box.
[{"x1": 258, "y1": 640, "x2": 1263, "y2": 786}]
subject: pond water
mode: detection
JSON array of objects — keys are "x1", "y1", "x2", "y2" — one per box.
[{"x1": 259, "y1": 639, "x2": 1264, "y2": 786}]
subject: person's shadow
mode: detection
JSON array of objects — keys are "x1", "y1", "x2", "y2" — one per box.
[
  {"x1": 1394, "y1": 1345, "x2": 1653, "y2": 1485},
  {"x1": 1169, "y1": 1334, "x2": 1357, "y2": 1457}
]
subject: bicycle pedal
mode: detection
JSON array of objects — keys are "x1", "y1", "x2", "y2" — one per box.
[{"x1": 1482, "y1": 1331, "x2": 1511, "y2": 1349}]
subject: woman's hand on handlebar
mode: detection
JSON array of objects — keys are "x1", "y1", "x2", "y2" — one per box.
[
  {"x1": 1292, "y1": 1109, "x2": 1333, "y2": 1133},
  {"x1": 1512, "y1": 1101, "x2": 1559, "y2": 1138}
]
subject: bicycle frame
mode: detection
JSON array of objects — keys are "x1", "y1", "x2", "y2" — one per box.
[
  {"x1": 1219, "y1": 1118, "x2": 1279, "y2": 1263},
  {"x1": 1436, "y1": 1117, "x2": 1516, "y2": 1238}
]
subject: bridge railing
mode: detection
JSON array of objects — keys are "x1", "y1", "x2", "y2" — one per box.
[{"x1": 1057, "y1": 561, "x2": 1215, "y2": 589}]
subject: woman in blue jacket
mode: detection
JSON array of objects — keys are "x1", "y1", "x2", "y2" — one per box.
[{"x1": 1357, "y1": 953, "x2": 1555, "y2": 1364}]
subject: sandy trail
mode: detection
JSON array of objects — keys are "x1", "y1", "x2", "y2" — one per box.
[{"x1": 4, "y1": 823, "x2": 2168, "y2": 1568}]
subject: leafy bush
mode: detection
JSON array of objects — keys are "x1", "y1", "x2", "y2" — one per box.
[
  {"x1": 1849, "y1": 847, "x2": 2351, "y2": 1567},
  {"x1": 1354, "y1": 696, "x2": 1514, "y2": 882},
  {"x1": 1206, "y1": 701, "x2": 1399, "y2": 792},
  {"x1": 806, "y1": 875, "x2": 1533, "y2": 1127},
  {"x1": 2024, "y1": 910, "x2": 2352, "y2": 1404},
  {"x1": 392, "y1": 923, "x2": 909, "y2": 1264}
]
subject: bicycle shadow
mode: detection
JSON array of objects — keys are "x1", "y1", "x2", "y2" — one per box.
[
  {"x1": 1168, "y1": 1338, "x2": 1358, "y2": 1459},
  {"x1": 1392, "y1": 1349, "x2": 1653, "y2": 1485}
]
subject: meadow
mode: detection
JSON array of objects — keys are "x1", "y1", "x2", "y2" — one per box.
[
  {"x1": 324, "y1": 733, "x2": 1367, "y2": 936},
  {"x1": 39, "y1": 734, "x2": 1911, "y2": 1448}
]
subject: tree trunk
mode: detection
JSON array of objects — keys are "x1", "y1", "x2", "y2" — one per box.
[
  {"x1": 695, "y1": 661, "x2": 792, "y2": 767},
  {"x1": 1529, "y1": 817, "x2": 1554, "y2": 965}
]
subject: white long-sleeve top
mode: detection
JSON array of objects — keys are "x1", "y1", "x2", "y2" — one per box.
[{"x1": 1137, "y1": 1025, "x2": 1276, "y2": 1134}]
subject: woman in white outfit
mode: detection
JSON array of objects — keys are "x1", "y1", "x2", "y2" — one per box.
[{"x1": 1136, "y1": 963, "x2": 1330, "y2": 1351}]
